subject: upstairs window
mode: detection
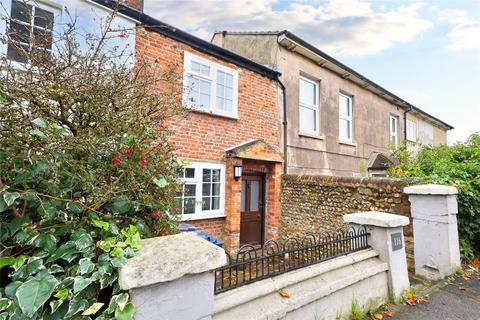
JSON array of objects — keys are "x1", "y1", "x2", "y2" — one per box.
[
  {"x1": 339, "y1": 93, "x2": 353, "y2": 142},
  {"x1": 390, "y1": 115, "x2": 399, "y2": 146},
  {"x1": 299, "y1": 76, "x2": 319, "y2": 134},
  {"x1": 7, "y1": 0, "x2": 54, "y2": 64},
  {"x1": 183, "y1": 52, "x2": 238, "y2": 118},
  {"x1": 406, "y1": 119, "x2": 417, "y2": 142},
  {"x1": 176, "y1": 162, "x2": 225, "y2": 220}
]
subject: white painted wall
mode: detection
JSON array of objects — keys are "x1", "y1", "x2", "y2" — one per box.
[{"x1": 0, "y1": 0, "x2": 137, "y2": 64}]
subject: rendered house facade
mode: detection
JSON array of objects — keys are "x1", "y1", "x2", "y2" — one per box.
[{"x1": 211, "y1": 31, "x2": 453, "y2": 177}]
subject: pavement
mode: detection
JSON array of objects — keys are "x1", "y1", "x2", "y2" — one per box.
[{"x1": 391, "y1": 274, "x2": 480, "y2": 320}]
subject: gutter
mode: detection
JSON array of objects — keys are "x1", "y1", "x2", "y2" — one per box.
[
  {"x1": 277, "y1": 78, "x2": 288, "y2": 173},
  {"x1": 403, "y1": 105, "x2": 413, "y2": 141}
]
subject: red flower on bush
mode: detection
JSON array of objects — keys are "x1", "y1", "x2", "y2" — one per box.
[
  {"x1": 123, "y1": 148, "x2": 132, "y2": 156},
  {"x1": 118, "y1": 31, "x2": 128, "y2": 39},
  {"x1": 112, "y1": 155, "x2": 121, "y2": 165},
  {"x1": 140, "y1": 158, "x2": 148, "y2": 168},
  {"x1": 163, "y1": 231, "x2": 171, "y2": 236},
  {"x1": 154, "y1": 211, "x2": 160, "y2": 220}
]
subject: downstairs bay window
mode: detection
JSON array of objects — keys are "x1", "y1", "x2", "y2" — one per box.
[{"x1": 177, "y1": 162, "x2": 225, "y2": 220}]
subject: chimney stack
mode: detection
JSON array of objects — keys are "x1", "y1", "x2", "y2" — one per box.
[{"x1": 120, "y1": 0, "x2": 144, "y2": 12}]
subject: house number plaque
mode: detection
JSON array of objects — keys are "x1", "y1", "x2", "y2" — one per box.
[{"x1": 391, "y1": 232, "x2": 403, "y2": 251}]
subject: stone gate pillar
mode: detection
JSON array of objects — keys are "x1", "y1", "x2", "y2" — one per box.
[
  {"x1": 404, "y1": 184, "x2": 461, "y2": 280},
  {"x1": 343, "y1": 211, "x2": 410, "y2": 301},
  {"x1": 119, "y1": 233, "x2": 226, "y2": 320}
]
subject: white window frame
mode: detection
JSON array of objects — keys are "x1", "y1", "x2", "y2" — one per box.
[
  {"x1": 339, "y1": 92, "x2": 353, "y2": 142},
  {"x1": 298, "y1": 75, "x2": 320, "y2": 135},
  {"x1": 406, "y1": 119, "x2": 417, "y2": 142},
  {"x1": 183, "y1": 51, "x2": 239, "y2": 118},
  {"x1": 3, "y1": 0, "x2": 61, "y2": 67},
  {"x1": 389, "y1": 115, "x2": 399, "y2": 146},
  {"x1": 177, "y1": 161, "x2": 226, "y2": 221}
]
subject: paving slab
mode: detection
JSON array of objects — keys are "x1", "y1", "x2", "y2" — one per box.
[{"x1": 391, "y1": 275, "x2": 480, "y2": 320}]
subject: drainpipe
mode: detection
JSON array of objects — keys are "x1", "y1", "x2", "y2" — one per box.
[
  {"x1": 277, "y1": 78, "x2": 288, "y2": 173},
  {"x1": 403, "y1": 104, "x2": 413, "y2": 142}
]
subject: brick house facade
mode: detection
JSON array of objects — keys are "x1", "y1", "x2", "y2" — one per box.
[{"x1": 105, "y1": 1, "x2": 284, "y2": 252}]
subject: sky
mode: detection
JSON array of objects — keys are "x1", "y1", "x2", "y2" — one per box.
[{"x1": 144, "y1": 0, "x2": 480, "y2": 144}]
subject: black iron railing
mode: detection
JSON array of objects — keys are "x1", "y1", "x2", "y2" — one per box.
[{"x1": 214, "y1": 225, "x2": 369, "y2": 294}]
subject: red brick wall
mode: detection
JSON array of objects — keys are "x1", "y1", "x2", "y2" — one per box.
[
  {"x1": 135, "y1": 27, "x2": 280, "y2": 163},
  {"x1": 120, "y1": 0, "x2": 143, "y2": 11},
  {"x1": 189, "y1": 218, "x2": 226, "y2": 241}
]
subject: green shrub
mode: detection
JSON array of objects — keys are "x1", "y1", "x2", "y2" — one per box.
[
  {"x1": 389, "y1": 134, "x2": 480, "y2": 254},
  {"x1": 0, "y1": 11, "x2": 184, "y2": 319}
]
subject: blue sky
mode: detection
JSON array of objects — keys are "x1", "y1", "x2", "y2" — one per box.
[{"x1": 145, "y1": 0, "x2": 480, "y2": 143}]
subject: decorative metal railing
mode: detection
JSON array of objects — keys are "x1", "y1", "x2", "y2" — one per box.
[{"x1": 214, "y1": 225, "x2": 369, "y2": 294}]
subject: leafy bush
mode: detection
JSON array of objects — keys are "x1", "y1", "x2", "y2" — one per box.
[
  {"x1": 389, "y1": 134, "x2": 480, "y2": 255},
  {"x1": 0, "y1": 9, "x2": 184, "y2": 319}
]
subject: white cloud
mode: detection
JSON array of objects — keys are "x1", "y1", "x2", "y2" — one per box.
[
  {"x1": 437, "y1": 9, "x2": 470, "y2": 24},
  {"x1": 437, "y1": 9, "x2": 480, "y2": 50},
  {"x1": 446, "y1": 21, "x2": 480, "y2": 50},
  {"x1": 145, "y1": 0, "x2": 432, "y2": 56}
]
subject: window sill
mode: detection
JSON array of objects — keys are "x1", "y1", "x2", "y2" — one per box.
[
  {"x1": 181, "y1": 213, "x2": 226, "y2": 222},
  {"x1": 298, "y1": 132, "x2": 326, "y2": 140},
  {"x1": 190, "y1": 108, "x2": 239, "y2": 120},
  {"x1": 338, "y1": 140, "x2": 357, "y2": 147}
]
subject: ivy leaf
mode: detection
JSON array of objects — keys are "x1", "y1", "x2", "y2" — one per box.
[
  {"x1": 54, "y1": 288, "x2": 69, "y2": 300},
  {"x1": 0, "y1": 298, "x2": 12, "y2": 312},
  {"x1": 8, "y1": 216, "x2": 31, "y2": 236},
  {"x1": 93, "y1": 220, "x2": 109, "y2": 231},
  {"x1": 115, "y1": 303, "x2": 134, "y2": 320},
  {"x1": 71, "y1": 229, "x2": 93, "y2": 251},
  {"x1": 0, "y1": 257, "x2": 14, "y2": 269},
  {"x1": 78, "y1": 258, "x2": 95, "y2": 275},
  {"x1": 3, "y1": 191, "x2": 20, "y2": 206},
  {"x1": 45, "y1": 242, "x2": 77, "y2": 264},
  {"x1": 5, "y1": 281, "x2": 22, "y2": 298},
  {"x1": 49, "y1": 299, "x2": 63, "y2": 314},
  {"x1": 33, "y1": 233, "x2": 57, "y2": 253},
  {"x1": 73, "y1": 276, "x2": 93, "y2": 293},
  {"x1": 65, "y1": 298, "x2": 89, "y2": 318},
  {"x1": 153, "y1": 177, "x2": 168, "y2": 188},
  {"x1": 30, "y1": 129, "x2": 46, "y2": 138},
  {"x1": 31, "y1": 118, "x2": 47, "y2": 128},
  {"x1": 12, "y1": 255, "x2": 27, "y2": 271},
  {"x1": 111, "y1": 256, "x2": 127, "y2": 268},
  {"x1": 107, "y1": 293, "x2": 129, "y2": 313},
  {"x1": 0, "y1": 197, "x2": 8, "y2": 213},
  {"x1": 16, "y1": 274, "x2": 58, "y2": 317},
  {"x1": 82, "y1": 302, "x2": 104, "y2": 316},
  {"x1": 66, "y1": 202, "x2": 81, "y2": 214}
]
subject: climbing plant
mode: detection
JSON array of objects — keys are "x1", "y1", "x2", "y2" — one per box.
[{"x1": 0, "y1": 6, "x2": 185, "y2": 319}]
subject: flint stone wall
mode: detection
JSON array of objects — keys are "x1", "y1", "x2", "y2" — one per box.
[{"x1": 281, "y1": 174, "x2": 419, "y2": 240}]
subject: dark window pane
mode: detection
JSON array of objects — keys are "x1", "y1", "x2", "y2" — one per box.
[
  {"x1": 212, "y1": 183, "x2": 220, "y2": 196},
  {"x1": 7, "y1": 43, "x2": 28, "y2": 63},
  {"x1": 8, "y1": 21, "x2": 30, "y2": 44},
  {"x1": 202, "y1": 169, "x2": 211, "y2": 182},
  {"x1": 32, "y1": 28, "x2": 52, "y2": 50},
  {"x1": 185, "y1": 168, "x2": 195, "y2": 179},
  {"x1": 202, "y1": 183, "x2": 211, "y2": 196},
  {"x1": 184, "y1": 184, "x2": 196, "y2": 197},
  {"x1": 212, "y1": 197, "x2": 220, "y2": 210},
  {"x1": 202, "y1": 197, "x2": 210, "y2": 210},
  {"x1": 34, "y1": 7, "x2": 54, "y2": 29},
  {"x1": 184, "y1": 199, "x2": 195, "y2": 214},
  {"x1": 212, "y1": 169, "x2": 221, "y2": 182},
  {"x1": 11, "y1": 0, "x2": 32, "y2": 23}
]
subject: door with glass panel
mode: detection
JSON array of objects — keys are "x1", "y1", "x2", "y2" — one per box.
[{"x1": 240, "y1": 174, "x2": 264, "y2": 245}]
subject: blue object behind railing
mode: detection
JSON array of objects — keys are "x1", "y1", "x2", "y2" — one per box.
[{"x1": 177, "y1": 223, "x2": 224, "y2": 248}]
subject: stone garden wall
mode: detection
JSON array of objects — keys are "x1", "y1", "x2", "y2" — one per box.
[{"x1": 281, "y1": 174, "x2": 418, "y2": 240}]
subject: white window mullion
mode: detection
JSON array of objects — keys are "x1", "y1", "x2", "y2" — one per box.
[{"x1": 211, "y1": 66, "x2": 217, "y2": 113}]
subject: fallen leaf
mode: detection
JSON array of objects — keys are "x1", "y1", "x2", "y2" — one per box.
[
  {"x1": 373, "y1": 313, "x2": 383, "y2": 320},
  {"x1": 384, "y1": 311, "x2": 394, "y2": 318},
  {"x1": 278, "y1": 289, "x2": 290, "y2": 298},
  {"x1": 459, "y1": 286, "x2": 467, "y2": 291}
]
